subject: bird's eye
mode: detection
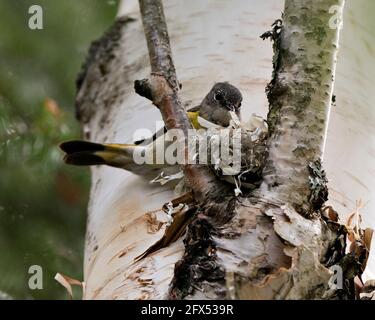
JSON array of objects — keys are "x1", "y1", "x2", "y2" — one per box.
[{"x1": 214, "y1": 93, "x2": 224, "y2": 101}]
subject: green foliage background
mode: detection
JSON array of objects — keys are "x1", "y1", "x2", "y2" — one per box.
[{"x1": 0, "y1": 0, "x2": 119, "y2": 299}]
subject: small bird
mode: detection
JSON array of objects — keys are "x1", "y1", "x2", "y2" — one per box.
[{"x1": 60, "y1": 82, "x2": 243, "y2": 180}]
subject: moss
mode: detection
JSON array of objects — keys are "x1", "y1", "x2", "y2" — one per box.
[
  {"x1": 314, "y1": 26, "x2": 327, "y2": 46},
  {"x1": 293, "y1": 146, "x2": 308, "y2": 158},
  {"x1": 300, "y1": 13, "x2": 328, "y2": 46},
  {"x1": 318, "y1": 50, "x2": 326, "y2": 60},
  {"x1": 261, "y1": 16, "x2": 324, "y2": 133}
]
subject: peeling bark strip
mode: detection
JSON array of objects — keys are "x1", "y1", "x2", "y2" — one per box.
[{"x1": 261, "y1": 0, "x2": 344, "y2": 216}]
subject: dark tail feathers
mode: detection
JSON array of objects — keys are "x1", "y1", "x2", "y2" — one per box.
[
  {"x1": 60, "y1": 140, "x2": 105, "y2": 154},
  {"x1": 60, "y1": 140, "x2": 107, "y2": 166}
]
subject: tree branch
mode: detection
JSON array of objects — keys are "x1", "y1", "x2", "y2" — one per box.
[
  {"x1": 136, "y1": 0, "x2": 228, "y2": 202},
  {"x1": 139, "y1": 0, "x2": 178, "y2": 88},
  {"x1": 137, "y1": 0, "x2": 188, "y2": 133},
  {"x1": 260, "y1": 0, "x2": 345, "y2": 216}
]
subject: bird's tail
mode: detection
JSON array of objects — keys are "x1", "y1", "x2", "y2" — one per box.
[
  {"x1": 60, "y1": 139, "x2": 181, "y2": 180},
  {"x1": 59, "y1": 140, "x2": 137, "y2": 168}
]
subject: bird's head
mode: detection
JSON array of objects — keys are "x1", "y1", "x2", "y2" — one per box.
[
  {"x1": 201, "y1": 82, "x2": 243, "y2": 126},
  {"x1": 210, "y1": 82, "x2": 242, "y2": 113}
]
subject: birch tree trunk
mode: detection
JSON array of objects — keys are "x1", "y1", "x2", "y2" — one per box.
[{"x1": 75, "y1": 0, "x2": 374, "y2": 299}]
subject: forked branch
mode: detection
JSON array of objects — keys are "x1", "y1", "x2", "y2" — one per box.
[{"x1": 136, "y1": 0, "x2": 228, "y2": 201}]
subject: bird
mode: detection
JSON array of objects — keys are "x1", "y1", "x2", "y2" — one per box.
[{"x1": 59, "y1": 82, "x2": 243, "y2": 181}]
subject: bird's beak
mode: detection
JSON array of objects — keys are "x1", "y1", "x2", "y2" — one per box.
[{"x1": 225, "y1": 104, "x2": 235, "y2": 111}]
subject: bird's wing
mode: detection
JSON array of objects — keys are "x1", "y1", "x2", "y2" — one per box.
[
  {"x1": 188, "y1": 105, "x2": 222, "y2": 129},
  {"x1": 134, "y1": 106, "x2": 204, "y2": 145}
]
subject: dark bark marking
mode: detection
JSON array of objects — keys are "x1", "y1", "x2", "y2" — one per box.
[{"x1": 75, "y1": 16, "x2": 136, "y2": 123}]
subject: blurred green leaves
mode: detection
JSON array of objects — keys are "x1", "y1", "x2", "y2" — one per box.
[{"x1": 0, "y1": 0, "x2": 118, "y2": 299}]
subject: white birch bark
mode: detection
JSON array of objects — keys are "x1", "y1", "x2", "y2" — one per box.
[
  {"x1": 78, "y1": 0, "x2": 374, "y2": 299},
  {"x1": 324, "y1": 0, "x2": 375, "y2": 281}
]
